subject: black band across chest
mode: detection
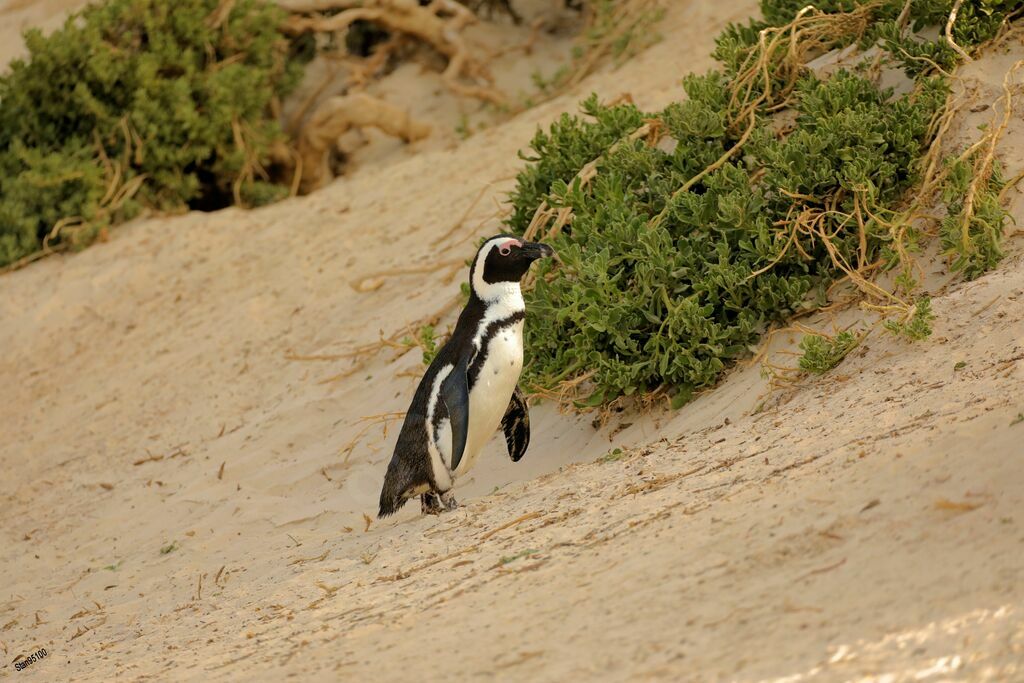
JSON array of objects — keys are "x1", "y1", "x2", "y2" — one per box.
[{"x1": 468, "y1": 311, "x2": 525, "y2": 387}]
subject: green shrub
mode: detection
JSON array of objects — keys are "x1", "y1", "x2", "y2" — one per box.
[
  {"x1": 874, "y1": 0, "x2": 1023, "y2": 75},
  {"x1": 0, "y1": 0, "x2": 302, "y2": 267},
  {"x1": 760, "y1": 0, "x2": 1021, "y2": 47},
  {"x1": 940, "y1": 156, "x2": 1008, "y2": 279},
  {"x1": 798, "y1": 331, "x2": 860, "y2": 374},
  {"x1": 884, "y1": 296, "x2": 936, "y2": 341},
  {"x1": 505, "y1": 0, "x2": 1018, "y2": 407},
  {"x1": 510, "y1": 73, "x2": 943, "y2": 405},
  {"x1": 419, "y1": 325, "x2": 440, "y2": 366}
]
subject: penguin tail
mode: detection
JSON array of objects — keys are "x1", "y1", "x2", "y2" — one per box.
[
  {"x1": 377, "y1": 464, "x2": 410, "y2": 519},
  {"x1": 377, "y1": 492, "x2": 401, "y2": 519}
]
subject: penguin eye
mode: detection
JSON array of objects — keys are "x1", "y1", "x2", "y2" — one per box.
[{"x1": 499, "y1": 246, "x2": 511, "y2": 256}]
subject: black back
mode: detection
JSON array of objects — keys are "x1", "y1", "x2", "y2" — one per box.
[
  {"x1": 377, "y1": 235, "x2": 549, "y2": 517},
  {"x1": 377, "y1": 295, "x2": 487, "y2": 516}
]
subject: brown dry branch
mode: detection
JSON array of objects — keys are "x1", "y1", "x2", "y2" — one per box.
[
  {"x1": 524, "y1": 368, "x2": 595, "y2": 409},
  {"x1": 22, "y1": 121, "x2": 148, "y2": 264},
  {"x1": 748, "y1": 41, "x2": 997, "y2": 343},
  {"x1": 231, "y1": 117, "x2": 270, "y2": 205},
  {"x1": 904, "y1": 22, "x2": 1020, "y2": 249},
  {"x1": 286, "y1": 57, "x2": 346, "y2": 136},
  {"x1": 296, "y1": 92, "x2": 431, "y2": 192},
  {"x1": 651, "y1": 3, "x2": 888, "y2": 245},
  {"x1": 344, "y1": 37, "x2": 401, "y2": 88},
  {"x1": 282, "y1": 0, "x2": 504, "y2": 106},
  {"x1": 871, "y1": 57, "x2": 1019, "y2": 287},
  {"x1": 618, "y1": 464, "x2": 705, "y2": 497},
  {"x1": 376, "y1": 544, "x2": 480, "y2": 582},
  {"x1": 727, "y1": 3, "x2": 880, "y2": 132},
  {"x1": 208, "y1": 0, "x2": 238, "y2": 28},
  {"x1": 935, "y1": 497, "x2": 982, "y2": 513},
  {"x1": 944, "y1": 0, "x2": 971, "y2": 63},
  {"x1": 797, "y1": 557, "x2": 847, "y2": 580},
  {"x1": 0, "y1": 244, "x2": 72, "y2": 274},
  {"x1": 308, "y1": 293, "x2": 461, "y2": 385},
  {"x1": 288, "y1": 550, "x2": 330, "y2": 565},
  {"x1": 556, "y1": 0, "x2": 664, "y2": 92},
  {"x1": 287, "y1": 35, "x2": 400, "y2": 137},
  {"x1": 757, "y1": 320, "x2": 862, "y2": 390},
  {"x1": 662, "y1": 3, "x2": 883, "y2": 236},
  {"x1": 337, "y1": 411, "x2": 406, "y2": 462},
  {"x1": 998, "y1": 167, "x2": 1024, "y2": 204},
  {"x1": 523, "y1": 121, "x2": 654, "y2": 245},
  {"x1": 523, "y1": 3, "x2": 886, "y2": 315},
  {"x1": 953, "y1": 59, "x2": 1022, "y2": 257},
  {"x1": 478, "y1": 511, "x2": 542, "y2": 540},
  {"x1": 285, "y1": 350, "x2": 357, "y2": 361}
]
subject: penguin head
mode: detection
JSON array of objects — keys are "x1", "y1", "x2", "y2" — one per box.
[{"x1": 470, "y1": 234, "x2": 553, "y2": 299}]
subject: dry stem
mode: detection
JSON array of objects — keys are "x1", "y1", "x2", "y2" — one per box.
[
  {"x1": 944, "y1": 0, "x2": 971, "y2": 63},
  {"x1": 296, "y1": 92, "x2": 430, "y2": 192},
  {"x1": 283, "y1": 0, "x2": 504, "y2": 105},
  {"x1": 954, "y1": 60, "x2": 1022, "y2": 256}
]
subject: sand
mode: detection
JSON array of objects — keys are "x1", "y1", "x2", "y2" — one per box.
[{"x1": 1, "y1": 1, "x2": 1023, "y2": 681}]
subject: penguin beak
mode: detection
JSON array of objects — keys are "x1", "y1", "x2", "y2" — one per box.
[{"x1": 522, "y1": 241, "x2": 554, "y2": 261}]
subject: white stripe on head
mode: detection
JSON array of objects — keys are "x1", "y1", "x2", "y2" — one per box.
[
  {"x1": 471, "y1": 237, "x2": 523, "y2": 302},
  {"x1": 469, "y1": 238, "x2": 525, "y2": 356}
]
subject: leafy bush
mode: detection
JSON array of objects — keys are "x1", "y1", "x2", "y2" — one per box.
[
  {"x1": 940, "y1": 156, "x2": 1008, "y2": 279},
  {"x1": 874, "y1": 0, "x2": 1023, "y2": 75},
  {"x1": 884, "y1": 296, "x2": 936, "y2": 341},
  {"x1": 798, "y1": 331, "x2": 860, "y2": 374},
  {"x1": 399, "y1": 323, "x2": 441, "y2": 365},
  {"x1": 506, "y1": 0, "x2": 1018, "y2": 407},
  {"x1": 510, "y1": 72, "x2": 943, "y2": 405},
  {"x1": 0, "y1": 0, "x2": 302, "y2": 267}
]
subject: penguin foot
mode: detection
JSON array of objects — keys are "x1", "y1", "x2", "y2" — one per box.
[
  {"x1": 440, "y1": 491, "x2": 459, "y2": 512},
  {"x1": 421, "y1": 492, "x2": 444, "y2": 515},
  {"x1": 421, "y1": 491, "x2": 459, "y2": 515}
]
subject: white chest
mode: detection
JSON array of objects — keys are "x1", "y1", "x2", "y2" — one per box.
[{"x1": 454, "y1": 319, "x2": 524, "y2": 476}]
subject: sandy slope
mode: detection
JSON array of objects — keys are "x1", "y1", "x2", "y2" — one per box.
[
  {"x1": 0, "y1": 0, "x2": 88, "y2": 67},
  {"x1": 2, "y1": 2, "x2": 1024, "y2": 681}
]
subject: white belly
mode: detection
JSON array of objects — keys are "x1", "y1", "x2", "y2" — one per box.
[{"x1": 452, "y1": 320, "x2": 524, "y2": 478}]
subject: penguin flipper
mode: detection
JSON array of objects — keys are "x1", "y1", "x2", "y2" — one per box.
[
  {"x1": 501, "y1": 385, "x2": 531, "y2": 462},
  {"x1": 441, "y1": 357, "x2": 470, "y2": 471}
]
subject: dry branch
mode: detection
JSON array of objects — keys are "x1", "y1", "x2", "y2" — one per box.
[
  {"x1": 296, "y1": 92, "x2": 430, "y2": 191},
  {"x1": 282, "y1": 0, "x2": 504, "y2": 105},
  {"x1": 954, "y1": 59, "x2": 1022, "y2": 255},
  {"x1": 944, "y1": 0, "x2": 971, "y2": 63}
]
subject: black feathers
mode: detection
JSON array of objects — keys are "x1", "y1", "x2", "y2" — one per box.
[
  {"x1": 376, "y1": 296, "x2": 488, "y2": 518},
  {"x1": 376, "y1": 236, "x2": 550, "y2": 518},
  {"x1": 378, "y1": 410, "x2": 433, "y2": 517},
  {"x1": 501, "y1": 386, "x2": 531, "y2": 462},
  {"x1": 441, "y1": 355, "x2": 471, "y2": 471}
]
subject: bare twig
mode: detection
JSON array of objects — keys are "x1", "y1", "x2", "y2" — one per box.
[
  {"x1": 296, "y1": 92, "x2": 430, "y2": 192},
  {"x1": 478, "y1": 511, "x2": 543, "y2": 540},
  {"x1": 283, "y1": 0, "x2": 504, "y2": 105},
  {"x1": 945, "y1": 0, "x2": 972, "y2": 63}
]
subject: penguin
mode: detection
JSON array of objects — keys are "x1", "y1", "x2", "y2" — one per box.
[{"x1": 377, "y1": 235, "x2": 554, "y2": 517}]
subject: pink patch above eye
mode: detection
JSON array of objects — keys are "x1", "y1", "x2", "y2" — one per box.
[{"x1": 499, "y1": 238, "x2": 522, "y2": 256}]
